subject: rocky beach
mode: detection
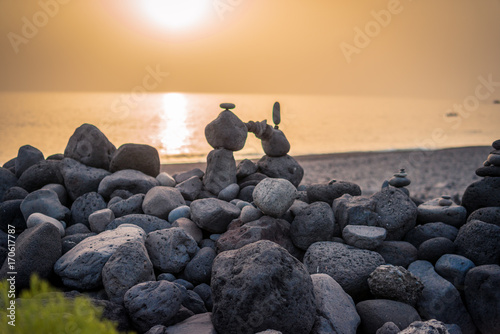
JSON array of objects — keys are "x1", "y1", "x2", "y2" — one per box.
[{"x1": 0, "y1": 103, "x2": 499, "y2": 334}]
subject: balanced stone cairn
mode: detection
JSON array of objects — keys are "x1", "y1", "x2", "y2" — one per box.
[{"x1": 386, "y1": 168, "x2": 411, "y2": 196}]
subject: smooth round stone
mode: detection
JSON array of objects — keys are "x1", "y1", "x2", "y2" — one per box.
[
  {"x1": 417, "y1": 237, "x2": 455, "y2": 264},
  {"x1": 388, "y1": 176, "x2": 411, "y2": 188},
  {"x1": 156, "y1": 172, "x2": 176, "y2": 187},
  {"x1": 476, "y1": 165, "x2": 500, "y2": 177},
  {"x1": 262, "y1": 129, "x2": 291, "y2": 157},
  {"x1": 253, "y1": 178, "x2": 297, "y2": 218},
  {"x1": 487, "y1": 153, "x2": 500, "y2": 166},
  {"x1": 438, "y1": 198, "x2": 453, "y2": 206},
  {"x1": 342, "y1": 225, "x2": 387, "y2": 250},
  {"x1": 218, "y1": 183, "x2": 240, "y2": 202},
  {"x1": 174, "y1": 279, "x2": 194, "y2": 290},
  {"x1": 26, "y1": 213, "x2": 65, "y2": 237},
  {"x1": 205, "y1": 111, "x2": 247, "y2": 151},
  {"x1": 158, "y1": 273, "x2": 176, "y2": 282},
  {"x1": 168, "y1": 205, "x2": 191, "y2": 223},
  {"x1": 240, "y1": 205, "x2": 263, "y2": 223},
  {"x1": 435, "y1": 254, "x2": 475, "y2": 290},
  {"x1": 492, "y1": 139, "x2": 500, "y2": 150},
  {"x1": 417, "y1": 197, "x2": 467, "y2": 228},
  {"x1": 272, "y1": 102, "x2": 281, "y2": 126},
  {"x1": 220, "y1": 103, "x2": 235, "y2": 110}
]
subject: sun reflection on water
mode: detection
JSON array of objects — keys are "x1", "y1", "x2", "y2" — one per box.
[{"x1": 160, "y1": 93, "x2": 191, "y2": 155}]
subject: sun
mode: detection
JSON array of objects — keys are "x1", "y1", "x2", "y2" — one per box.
[{"x1": 139, "y1": 0, "x2": 212, "y2": 30}]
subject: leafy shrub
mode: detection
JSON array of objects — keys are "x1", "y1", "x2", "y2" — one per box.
[{"x1": 0, "y1": 275, "x2": 129, "y2": 334}]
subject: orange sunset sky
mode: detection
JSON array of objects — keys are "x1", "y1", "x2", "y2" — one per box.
[{"x1": 1, "y1": 0, "x2": 500, "y2": 99}]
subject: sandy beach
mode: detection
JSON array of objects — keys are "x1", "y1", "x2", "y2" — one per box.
[{"x1": 161, "y1": 146, "x2": 491, "y2": 202}]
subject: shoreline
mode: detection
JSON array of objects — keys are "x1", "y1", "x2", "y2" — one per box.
[{"x1": 161, "y1": 145, "x2": 491, "y2": 201}]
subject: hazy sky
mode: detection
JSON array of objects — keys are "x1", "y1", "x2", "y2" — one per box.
[{"x1": 1, "y1": 0, "x2": 500, "y2": 98}]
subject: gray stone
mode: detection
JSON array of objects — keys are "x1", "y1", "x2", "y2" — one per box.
[
  {"x1": 253, "y1": 178, "x2": 296, "y2": 218},
  {"x1": 182, "y1": 289, "x2": 207, "y2": 313},
  {"x1": 158, "y1": 273, "x2": 176, "y2": 282},
  {"x1": 238, "y1": 185, "x2": 255, "y2": 202},
  {"x1": 238, "y1": 172, "x2": 268, "y2": 188},
  {"x1": 307, "y1": 181, "x2": 362, "y2": 205},
  {"x1": 65, "y1": 223, "x2": 91, "y2": 236},
  {"x1": 157, "y1": 172, "x2": 176, "y2": 187},
  {"x1": 20, "y1": 189, "x2": 70, "y2": 221},
  {"x1": 461, "y1": 177, "x2": 500, "y2": 214},
  {"x1": 108, "y1": 193, "x2": 144, "y2": 218},
  {"x1": 193, "y1": 283, "x2": 213, "y2": 311},
  {"x1": 417, "y1": 198, "x2": 467, "y2": 227},
  {"x1": 15, "y1": 145, "x2": 44, "y2": 177},
  {"x1": 175, "y1": 279, "x2": 194, "y2": 291},
  {"x1": 98, "y1": 169, "x2": 159, "y2": 199},
  {"x1": 310, "y1": 273, "x2": 360, "y2": 334},
  {"x1": 262, "y1": 128, "x2": 290, "y2": 157},
  {"x1": 236, "y1": 159, "x2": 258, "y2": 179},
  {"x1": 109, "y1": 143, "x2": 160, "y2": 177},
  {"x1": 289, "y1": 200, "x2": 309, "y2": 216},
  {"x1": 17, "y1": 160, "x2": 64, "y2": 192},
  {"x1": 61, "y1": 232, "x2": 96, "y2": 254},
  {"x1": 375, "y1": 241, "x2": 418, "y2": 268},
  {"x1": 291, "y1": 202, "x2": 335, "y2": 250},
  {"x1": 190, "y1": 198, "x2": 240, "y2": 234},
  {"x1": 367, "y1": 265, "x2": 423, "y2": 307},
  {"x1": 203, "y1": 148, "x2": 237, "y2": 195},
  {"x1": 0, "y1": 222, "x2": 61, "y2": 290},
  {"x1": 257, "y1": 155, "x2": 304, "y2": 187},
  {"x1": 168, "y1": 205, "x2": 191, "y2": 223},
  {"x1": 41, "y1": 183, "x2": 68, "y2": 206},
  {"x1": 183, "y1": 247, "x2": 216, "y2": 285},
  {"x1": 464, "y1": 264, "x2": 500, "y2": 334},
  {"x1": 60, "y1": 158, "x2": 111, "y2": 201},
  {"x1": 467, "y1": 206, "x2": 500, "y2": 227},
  {"x1": 218, "y1": 183, "x2": 240, "y2": 202},
  {"x1": 399, "y1": 319, "x2": 453, "y2": 334},
  {"x1": 240, "y1": 205, "x2": 263, "y2": 223},
  {"x1": 375, "y1": 322, "x2": 400, "y2": 334},
  {"x1": 106, "y1": 214, "x2": 171, "y2": 234},
  {"x1": 408, "y1": 260, "x2": 476, "y2": 334},
  {"x1": 0, "y1": 168, "x2": 18, "y2": 202},
  {"x1": 102, "y1": 240, "x2": 155, "y2": 304},
  {"x1": 171, "y1": 218, "x2": 202, "y2": 244},
  {"x1": 64, "y1": 123, "x2": 116, "y2": 170},
  {"x1": 211, "y1": 240, "x2": 316, "y2": 334},
  {"x1": 342, "y1": 225, "x2": 387, "y2": 250},
  {"x1": 124, "y1": 280, "x2": 187, "y2": 333},
  {"x1": 2, "y1": 186, "x2": 27, "y2": 202},
  {"x1": 0, "y1": 199, "x2": 26, "y2": 233},
  {"x1": 205, "y1": 109, "x2": 248, "y2": 151},
  {"x1": 145, "y1": 227, "x2": 199, "y2": 273},
  {"x1": 454, "y1": 220, "x2": 500, "y2": 265},
  {"x1": 26, "y1": 212, "x2": 65, "y2": 236},
  {"x1": 333, "y1": 194, "x2": 378, "y2": 231},
  {"x1": 303, "y1": 242, "x2": 385, "y2": 300},
  {"x1": 164, "y1": 313, "x2": 216, "y2": 334},
  {"x1": 404, "y1": 222, "x2": 459, "y2": 248},
  {"x1": 88, "y1": 208, "x2": 115, "y2": 234},
  {"x1": 356, "y1": 299, "x2": 421, "y2": 334},
  {"x1": 70, "y1": 192, "x2": 107, "y2": 227},
  {"x1": 54, "y1": 224, "x2": 146, "y2": 290},
  {"x1": 174, "y1": 168, "x2": 204, "y2": 184},
  {"x1": 176, "y1": 176, "x2": 202, "y2": 201},
  {"x1": 435, "y1": 254, "x2": 475, "y2": 290},
  {"x1": 417, "y1": 237, "x2": 455, "y2": 264},
  {"x1": 142, "y1": 186, "x2": 186, "y2": 220},
  {"x1": 371, "y1": 187, "x2": 417, "y2": 240}
]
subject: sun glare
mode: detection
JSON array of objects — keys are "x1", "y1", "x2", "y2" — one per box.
[
  {"x1": 160, "y1": 93, "x2": 191, "y2": 155},
  {"x1": 140, "y1": 0, "x2": 211, "y2": 30}
]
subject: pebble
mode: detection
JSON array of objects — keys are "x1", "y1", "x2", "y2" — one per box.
[
  {"x1": 174, "y1": 279, "x2": 194, "y2": 290},
  {"x1": 462, "y1": 177, "x2": 500, "y2": 214},
  {"x1": 183, "y1": 247, "x2": 216, "y2": 285},
  {"x1": 168, "y1": 205, "x2": 191, "y2": 222},
  {"x1": 375, "y1": 241, "x2": 418, "y2": 268},
  {"x1": 240, "y1": 205, "x2": 263, "y2": 223},
  {"x1": 487, "y1": 153, "x2": 500, "y2": 166},
  {"x1": 237, "y1": 185, "x2": 256, "y2": 203},
  {"x1": 388, "y1": 169, "x2": 411, "y2": 188},
  {"x1": 174, "y1": 168, "x2": 204, "y2": 184},
  {"x1": 205, "y1": 109, "x2": 247, "y2": 151},
  {"x1": 342, "y1": 225, "x2": 387, "y2": 250},
  {"x1": 41, "y1": 183, "x2": 68, "y2": 206},
  {"x1": 435, "y1": 254, "x2": 475, "y2": 290},
  {"x1": 417, "y1": 196, "x2": 467, "y2": 228},
  {"x1": 492, "y1": 139, "x2": 500, "y2": 150},
  {"x1": 220, "y1": 103, "x2": 235, "y2": 109},
  {"x1": 88, "y1": 208, "x2": 115, "y2": 233},
  {"x1": 65, "y1": 223, "x2": 91, "y2": 236},
  {"x1": 171, "y1": 218, "x2": 202, "y2": 244},
  {"x1": 356, "y1": 299, "x2": 421, "y2": 334},
  {"x1": 404, "y1": 222, "x2": 459, "y2": 248},
  {"x1": 454, "y1": 220, "x2": 500, "y2": 265},
  {"x1": 158, "y1": 273, "x2": 176, "y2": 282},
  {"x1": 26, "y1": 212, "x2": 65, "y2": 236},
  {"x1": 109, "y1": 143, "x2": 160, "y2": 177},
  {"x1": 15, "y1": 144, "x2": 44, "y2": 178},
  {"x1": 218, "y1": 183, "x2": 240, "y2": 202},
  {"x1": 106, "y1": 214, "x2": 171, "y2": 234},
  {"x1": 108, "y1": 193, "x2": 144, "y2": 218},
  {"x1": 157, "y1": 172, "x2": 176, "y2": 187},
  {"x1": 253, "y1": 178, "x2": 296, "y2": 218},
  {"x1": 190, "y1": 198, "x2": 241, "y2": 234},
  {"x1": 307, "y1": 181, "x2": 362, "y2": 205},
  {"x1": 142, "y1": 186, "x2": 186, "y2": 220},
  {"x1": 175, "y1": 176, "x2": 202, "y2": 201}
]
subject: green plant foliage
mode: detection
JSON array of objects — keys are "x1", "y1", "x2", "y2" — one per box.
[{"x1": 0, "y1": 275, "x2": 130, "y2": 334}]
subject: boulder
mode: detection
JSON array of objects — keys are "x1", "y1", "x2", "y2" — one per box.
[
  {"x1": 70, "y1": 192, "x2": 107, "y2": 227},
  {"x1": 253, "y1": 178, "x2": 296, "y2": 218},
  {"x1": 203, "y1": 148, "x2": 237, "y2": 195},
  {"x1": 464, "y1": 264, "x2": 500, "y2": 334},
  {"x1": 124, "y1": 280, "x2": 187, "y2": 333},
  {"x1": 204, "y1": 109, "x2": 247, "y2": 151},
  {"x1": 291, "y1": 202, "x2": 335, "y2": 250},
  {"x1": 64, "y1": 123, "x2": 116, "y2": 170},
  {"x1": 0, "y1": 222, "x2": 61, "y2": 290},
  {"x1": 408, "y1": 260, "x2": 476, "y2": 334},
  {"x1": 240, "y1": 205, "x2": 263, "y2": 223},
  {"x1": 404, "y1": 222, "x2": 459, "y2": 248},
  {"x1": 105, "y1": 214, "x2": 171, "y2": 234},
  {"x1": 211, "y1": 240, "x2": 316, "y2": 334},
  {"x1": 102, "y1": 240, "x2": 155, "y2": 304},
  {"x1": 15, "y1": 145, "x2": 44, "y2": 177},
  {"x1": 109, "y1": 143, "x2": 160, "y2": 177},
  {"x1": 342, "y1": 225, "x2": 387, "y2": 250},
  {"x1": 454, "y1": 220, "x2": 500, "y2": 265},
  {"x1": 310, "y1": 273, "x2": 360, "y2": 334},
  {"x1": 307, "y1": 181, "x2": 361, "y2": 205},
  {"x1": 98, "y1": 169, "x2": 159, "y2": 200},
  {"x1": 303, "y1": 242, "x2": 385, "y2": 300},
  {"x1": 17, "y1": 160, "x2": 64, "y2": 192},
  {"x1": 261, "y1": 128, "x2": 290, "y2": 157},
  {"x1": 257, "y1": 155, "x2": 304, "y2": 187},
  {"x1": 54, "y1": 224, "x2": 146, "y2": 290},
  {"x1": 435, "y1": 254, "x2": 475, "y2": 290},
  {"x1": 374, "y1": 241, "x2": 418, "y2": 268},
  {"x1": 461, "y1": 177, "x2": 500, "y2": 214},
  {"x1": 60, "y1": 158, "x2": 111, "y2": 201},
  {"x1": 145, "y1": 227, "x2": 199, "y2": 274},
  {"x1": 356, "y1": 299, "x2": 421, "y2": 334},
  {"x1": 190, "y1": 198, "x2": 240, "y2": 234},
  {"x1": 142, "y1": 186, "x2": 186, "y2": 220},
  {"x1": 20, "y1": 189, "x2": 70, "y2": 221}
]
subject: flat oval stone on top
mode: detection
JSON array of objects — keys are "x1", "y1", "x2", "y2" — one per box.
[{"x1": 220, "y1": 103, "x2": 235, "y2": 110}]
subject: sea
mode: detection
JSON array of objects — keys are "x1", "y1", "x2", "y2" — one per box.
[{"x1": 0, "y1": 92, "x2": 498, "y2": 165}]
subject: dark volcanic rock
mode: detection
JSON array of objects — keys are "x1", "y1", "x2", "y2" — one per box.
[
  {"x1": 0, "y1": 167, "x2": 18, "y2": 201},
  {"x1": 176, "y1": 176, "x2": 203, "y2": 201},
  {"x1": 417, "y1": 197, "x2": 467, "y2": 228},
  {"x1": 105, "y1": 214, "x2": 171, "y2": 234},
  {"x1": 374, "y1": 241, "x2": 418, "y2": 268},
  {"x1": 356, "y1": 299, "x2": 421, "y2": 334},
  {"x1": 142, "y1": 186, "x2": 186, "y2": 220},
  {"x1": 417, "y1": 237, "x2": 455, "y2": 264},
  {"x1": 333, "y1": 194, "x2": 378, "y2": 231},
  {"x1": 64, "y1": 123, "x2": 116, "y2": 170},
  {"x1": 98, "y1": 169, "x2": 159, "y2": 200},
  {"x1": 291, "y1": 201, "x2": 335, "y2": 250},
  {"x1": 20, "y1": 189, "x2": 70, "y2": 222},
  {"x1": 204, "y1": 109, "x2": 248, "y2": 151},
  {"x1": 183, "y1": 247, "x2": 216, "y2": 285},
  {"x1": 467, "y1": 206, "x2": 500, "y2": 227},
  {"x1": 60, "y1": 158, "x2": 111, "y2": 201},
  {"x1": 190, "y1": 198, "x2": 240, "y2": 234},
  {"x1": 454, "y1": 220, "x2": 500, "y2": 265},
  {"x1": 163, "y1": 313, "x2": 216, "y2": 334},
  {"x1": 17, "y1": 160, "x2": 63, "y2": 192},
  {"x1": 435, "y1": 254, "x2": 475, "y2": 290},
  {"x1": 110, "y1": 143, "x2": 160, "y2": 177},
  {"x1": 2, "y1": 186, "x2": 28, "y2": 201},
  {"x1": 404, "y1": 222, "x2": 459, "y2": 248},
  {"x1": 307, "y1": 181, "x2": 361, "y2": 205},
  {"x1": 257, "y1": 154, "x2": 304, "y2": 187},
  {"x1": 461, "y1": 177, "x2": 500, "y2": 214},
  {"x1": 174, "y1": 168, "x2": 204, "y2": 184},
  {"x1": 303, "y1": 241, "x2": 385, "y2": 300},
  {"x1": 0, "y1": 199, "x2": 26, "y2": 233},
  {"x1": 70, "y1": 192, "x2": 107, "y2": 227},
  {"x1": 108, "y1": 193, "x2": 144, "y2": 218},
  {"x1": 203, "y1": 148, "x2": 237, "y2": 195},
  {"x1": 464, "y1": 264, "x2": 500, "y2": 334},
  {"x1": 253, "y1": 178, "x2": 296, "y2": 218},
  {"x1": 15, "y1": 144, "x2": 44, "y2": 178},
  {"x1": 236, "y1": 159, "x2": 258, "y2": 179},
  {"x1": 211, "y1": 240, "x2": 316, "y2": 334}
]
